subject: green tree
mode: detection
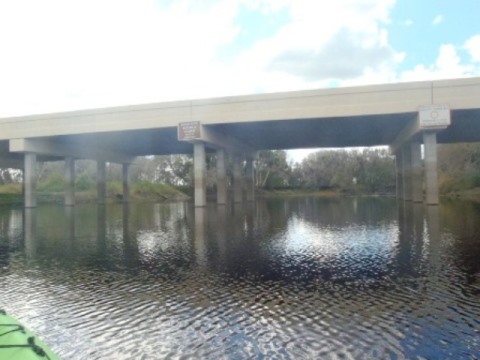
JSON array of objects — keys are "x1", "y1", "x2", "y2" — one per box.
[{"x1": 255, "y1": 150, "x2": 290, "y2": 189}]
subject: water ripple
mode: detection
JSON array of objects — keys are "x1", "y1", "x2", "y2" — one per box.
[{"x1": 0, "y1": 199, "x2": 479, "y2": 359}]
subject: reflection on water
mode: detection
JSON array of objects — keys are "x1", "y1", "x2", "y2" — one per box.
[{"x1": 1, "y1": 197, "x2": 479, "y2": 359}]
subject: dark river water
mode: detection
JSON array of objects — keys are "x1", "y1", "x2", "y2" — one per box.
[{"x1": 0, "y1": 197, "x2": 479, "y2": 359}]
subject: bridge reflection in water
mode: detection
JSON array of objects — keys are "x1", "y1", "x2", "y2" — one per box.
[{"x1": 2, "y1": 197, "x2": 479, "y2": 359}]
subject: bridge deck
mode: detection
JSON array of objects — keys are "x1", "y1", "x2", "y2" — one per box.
[{"x1": 0, "y1": 77, "x2": 479, "y2": 160}]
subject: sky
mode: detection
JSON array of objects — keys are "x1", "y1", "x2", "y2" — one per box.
[{"x1": 0, "y1": 0, "x2": 479, "y2": 161}]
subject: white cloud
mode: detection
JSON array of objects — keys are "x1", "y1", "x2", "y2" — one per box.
[
  {"x1": 464, "y1": 34, "x2": 480, "y2": 62},
  {"x1": 400, "y1": 44, "x2": 474, "y2": 81},
  {"x1": 403, "y1": 19, "x2": 413, "y2": 27},
  {"x1": 230, "y1": 0, "x2": 401, "y2": 91},
  {"x1": 0, "y1": 0, "x2": 478, "y2": 119},
  {"x1": 432, "y1": 14, "x2": 443, "y2": 25},
  {"x1": 0, "y1": 0, "x2": 241, "y2": 116},
  {"x1": 0, "y1": 0, "x2": 410, "y2": 117}
]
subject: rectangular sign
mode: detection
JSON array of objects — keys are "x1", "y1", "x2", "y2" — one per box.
[
  {"x1": 178, "y1": 121, "x2": 201, "y2": 141},
  {"x1": 419, "y1": 105, "x2": 450, "y2": 128}
]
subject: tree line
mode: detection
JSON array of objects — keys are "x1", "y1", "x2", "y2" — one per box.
[{"x1": 0, "y1": 143, "x2": 479, "y2": 195}]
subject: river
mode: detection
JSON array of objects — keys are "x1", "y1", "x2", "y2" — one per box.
[{"x1": 0, "y1": 197, "x2": 479, "y2": 359}]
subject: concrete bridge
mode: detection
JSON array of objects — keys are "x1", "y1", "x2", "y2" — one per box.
[{"x1": 0, "y1": 77, "x2": 479, "y2": 207}]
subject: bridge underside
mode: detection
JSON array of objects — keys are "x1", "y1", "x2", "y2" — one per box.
[
  {"x1": 2, "y1": 108, "x2": 479, "y2": 164},
  {"x1": 0, "y1": 77, "x2": 479, "y2": 207}
]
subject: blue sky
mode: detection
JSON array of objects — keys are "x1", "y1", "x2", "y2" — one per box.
[{"x1": 0, "y1": 0, "x2": 479, "y2": 158}]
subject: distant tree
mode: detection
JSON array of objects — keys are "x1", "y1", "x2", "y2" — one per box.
[
  {"x1": 255, "y1": 150, "x2": 290, "y2": 189},
  {"x1": 438, "y1": 142, "x2": 480, "y2": 192},
  {"x1": 293, "y1": 148, "x2": 395, "y2": 193}
]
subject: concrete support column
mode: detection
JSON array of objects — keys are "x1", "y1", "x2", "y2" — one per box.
[
  {"x1": 395, "y1": 150, "x2": 404, "y2": 200},
  {"x1": 245, "y1": 157, "x2": 255, "y2": 202},
  {"x1": 411, "y1": 142, "x2": 423, "y2": 203},
  {"x1": 122, "y1": 163, "x2": 131, "y2": 203},
  {"x1": 423, "y1": 132, "x2": 439, "y2": 205},
  {"x1": 194, "y1": 142, "x2": 207, "y2": 207},
  {"x1": 402, "y1": 144, "x2": 412, "y2": 201},
  {"x1": 24, "y1": 153, "x2": 37, "y2": 208},
  {"x1": 216, "y1": 149, "x2": 227, "y2": 205},
  {"x1": 97, "y1": 161, "x2": 106, "y2": 204},
  {"x1": 233, "y1": 155, "x2": 243, "y2": 203},
  {"x1": 64, "y1": 157, "x2": 75, "y2": 206}
]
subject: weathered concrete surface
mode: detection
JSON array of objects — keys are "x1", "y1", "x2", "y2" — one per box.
[
  {"x1": 64, "y1": 157, "x2": 75, "y2": 206},
  {"x1": 0, "y1": 78, "x2": 478, "y2": 161},
  {"x1": 24, "y1": 153, "x2": 36, "y2": 208},
  {"x1": 216, "y1": 149, "x2": 227, "y2": 205},
  {"x1": 1, "y1": 78, "x2": 479, "y2": 208},
  {"x1": 424, "y1": 132, "x2": 439, "y2": 205},
  {"x1": 97, "y1": 161, "x2": 106, "y2": 204},
  {"x1": 194, "y1": 143, "x2": 206, "y2": 207}
]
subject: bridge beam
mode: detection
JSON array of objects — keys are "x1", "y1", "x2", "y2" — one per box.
[{"x1": 10, "y1": 138, "x2": 134, "y2": 164}]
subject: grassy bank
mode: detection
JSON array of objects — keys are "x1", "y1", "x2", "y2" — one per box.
[
  {"x1": 258, "y1": 189, "x2": 340, "y2": 197},
  {"x1": 0, "y1": 181, "x2": 189, "y2": 205},
  {"x1": 258, "y1": 188, "x2": 395, "y2": 198},
  {"x1": 444, "y1": 187, "x2": 480, "y2": 202}
]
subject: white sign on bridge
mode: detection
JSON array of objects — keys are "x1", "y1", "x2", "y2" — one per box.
[
  {"x1": 419, "y1": 105, "x2": 451, "y2": 129},
  {"x1": 178, "y1": 121, "x2": 201, "y2": 141}
]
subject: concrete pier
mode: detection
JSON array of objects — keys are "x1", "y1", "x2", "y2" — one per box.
[
  {"x1": 64, "y1": 157, "x2": 75, "y2": 206},
  {"x1": 216, "y1": 149, "x2": 227, "y2": 205},
  {"x1": 194, "y1": 142, "x2": 207, "y2": 207},
  {"x1": 402, "y1": 145, "x2": 412, "y2": 201},
  {"x1": 233, "y1": 155, "x2": 243, "y2": 203},
  {"x1": 24, "y1": 153, "x2": 37, "y2": 208},
  {"x1": 122, "y1": 163, "x2": 131, "y2": 203},
  {"x1": 423, "y1": 132, "x2": 439, "y2": 205},
  {"x1": 97, "y1": 161, "x2": 106, "y2": 204},
  {"x1": 3, "y1": 78, "x2": 478, "y2": 208},
  {"x1": 245, "y1": 157, "x2": 255, "y2": 202},
  {"x1": 411, "y1": 142, "x2": 423, "y2": 203},
  {"x1": 395, "y1": 150, "x2": 404, "y2": 200}
]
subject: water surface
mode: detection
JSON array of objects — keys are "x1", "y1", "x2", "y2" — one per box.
[{"x1": 0, "y1": 197, "x2": 479, "y2": 359}]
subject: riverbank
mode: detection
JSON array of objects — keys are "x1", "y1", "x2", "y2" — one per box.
[
  {"x1": 2, "y1": 184, "x2": 480, "y2": 205},
  {"x1": 444, "y1": 187, "x2": 480, "y2": 202},
  {"x1": 258, "y1": 189, "x2": 394, "y2": 198},
  {"x1": 0, "y1": 182, "x2": 189, "y2": 205},
  {"x1": 259, "y1": 188, "x2": 480, "y2": 203}
]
